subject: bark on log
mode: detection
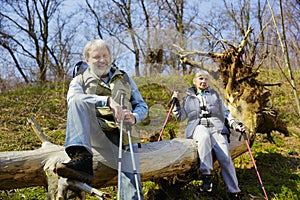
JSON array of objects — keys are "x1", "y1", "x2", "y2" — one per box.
[{"x1": 0, "y1": 130, "x2": 247, "y2": 191}]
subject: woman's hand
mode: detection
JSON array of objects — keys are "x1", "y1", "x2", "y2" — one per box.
[
  {"x1": 236, "y1": 122, "x2": 246, "y2": 133},
  {"x1": 172, "y1": 91, "x2": 180, "y2": 100}
]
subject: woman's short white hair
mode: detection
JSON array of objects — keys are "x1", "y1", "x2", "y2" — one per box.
[
  {"x1": 83, "y1": 39, "x2": 111, "y2": 60},
  {"x1": 194, "y1": 70, "x2": 210, "y2": 79}
]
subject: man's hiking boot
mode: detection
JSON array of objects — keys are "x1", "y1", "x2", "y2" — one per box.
[
  {"x1": 200, "y1": 174, "x2": 213, "y2": 192},
  {"x1": 55, "y1": 146, "x2": 94, "y2": 184},
  {"x1": 228, "y1": 192, "x2": 242, "y2": 200}
]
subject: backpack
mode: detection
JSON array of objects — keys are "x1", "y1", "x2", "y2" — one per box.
[{"x1": 72, "y1": 61, "x2": 88, "y2": 78}]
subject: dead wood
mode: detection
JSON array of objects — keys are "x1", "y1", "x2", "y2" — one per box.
[
  {"x1": 0, "y1": 136, "x2": 247, "y2": 189},
  {"x1": 0, "y1": 119, "x2": 247, "y2": 198}
]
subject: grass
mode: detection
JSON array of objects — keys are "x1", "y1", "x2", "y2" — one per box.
[{"x1": 0, "y1": 70, "x2": 299, "y2": 199}]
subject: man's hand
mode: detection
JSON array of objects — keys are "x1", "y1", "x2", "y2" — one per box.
[
  {"x1": 123, "y1": 109, "x2": 136, "y2": 125},
  {"x1": 107, "y1": 97, "x2": 124, "y2": 122}
]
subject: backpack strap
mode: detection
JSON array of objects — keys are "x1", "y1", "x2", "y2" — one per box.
[{"x1": 73, "y1": 61, "x2": 88, "y2": 78}]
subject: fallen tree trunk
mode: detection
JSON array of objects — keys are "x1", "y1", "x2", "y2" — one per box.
[{"x1": 0, "y1": 129, "x2": 247, "y2": 191}]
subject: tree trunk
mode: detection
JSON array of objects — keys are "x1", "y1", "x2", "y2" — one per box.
[{"x1": 0, "y1": 131, "x2": 248, "y2": 194}]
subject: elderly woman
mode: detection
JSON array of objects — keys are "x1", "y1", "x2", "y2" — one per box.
[{"x1": 172, "y1": 70, "x2": 245, "y2": 200}]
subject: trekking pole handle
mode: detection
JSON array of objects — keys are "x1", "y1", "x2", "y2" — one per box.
[
  {"x1": 120, "y1": 94, "x2": 132, "y2": 131},
  {"x1": 238, "y1": 122, "x2": 248, "y2": 141},
  {"x1": 170, "y1": 90, "x2": 180, "y2": 105},
  {"x1": 239, "y1": 130, "x2": 247, "y2": 141},
  {"x1": 170, "y1": 97, "x2": 176, "y2": 105}
]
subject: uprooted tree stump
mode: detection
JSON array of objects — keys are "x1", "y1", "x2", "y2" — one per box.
[{"x1": 174, "y1": 26, "x2": 288, "y2": 142}]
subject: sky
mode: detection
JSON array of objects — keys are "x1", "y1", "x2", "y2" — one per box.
[
  {"x1": 58, "y1": 0, "x2": 220, "y2": 77},
  {"x1": 0, "y1": 0, "x2": 252, "y2": 81}
]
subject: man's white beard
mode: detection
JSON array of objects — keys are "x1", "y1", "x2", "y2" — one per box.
[{"x1": 90, "y1": 63, "x2": 111, "y2": 77}]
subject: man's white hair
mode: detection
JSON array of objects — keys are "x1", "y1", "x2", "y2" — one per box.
[{"x1": 83, "y1": 39, "x2": 111, "y2": 60}]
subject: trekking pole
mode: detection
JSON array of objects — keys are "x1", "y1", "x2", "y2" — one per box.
[
  {"x1": 157, "y1": 97, "x2": 176, "y2": 142},
  {"x1": 240, "y1": 130, "x2": 269, "y2": 200},
  {"x1": 117, "y1": 94, "x2": 125, "y2": 200},
  {"x1": 126, "y1": 123, "x2": 142, "y2": 200}
]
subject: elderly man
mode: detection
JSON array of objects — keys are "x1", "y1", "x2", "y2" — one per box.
[{"x1": 56, "y1": 39, "x2": 148, "y2": 200}]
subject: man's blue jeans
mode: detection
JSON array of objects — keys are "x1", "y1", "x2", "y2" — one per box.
[{"x1": 65, "y1": 96, "x2": 143, "y2": 199}]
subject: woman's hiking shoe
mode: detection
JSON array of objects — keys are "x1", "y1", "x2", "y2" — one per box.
[
  {"x1": 55, "y1": 146, "x2": 94, "y2": 184},
  {"x1": 200, "y1": 174, "x2": 213, "y2": 192}
]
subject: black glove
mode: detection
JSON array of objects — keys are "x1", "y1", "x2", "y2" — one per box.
[
  {"x1": 170, "y1": 97, "x2": 180, "y2": 107},
  {"x1": 237, "y1": 122, "x2": 247, "y2": 141},
  {"x1": 232, "y1": 122, "x2": 245, "y2": 131},
  {"x1": 238, "y1": 122, "x2": 244, "y2": 128}
]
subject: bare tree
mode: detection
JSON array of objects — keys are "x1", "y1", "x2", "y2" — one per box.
[
  {"x1": 114, "y1": 0, "x2": 141, "y2": 76},
  {"x1": 0, "y1": 0, "x2": 60, "y2": 82},
  {"x1": 0, "y1": 0, "x2": 82, "y2": 84},
  {"x1": 46, "y1": 8, "x2": 86, "y2": 82},
  {"x1": 84, "y1": 0, "x2": 206, "y2": 77},
  {"x1": 267, "y1": 0, "x2": 300, "y2": 116},
  {"x1": 84, "y1": 0, "x2": 142, "y2": 76},
  {"x1": 156, "y1": 0, "x2": 202, "y2": 74}
]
